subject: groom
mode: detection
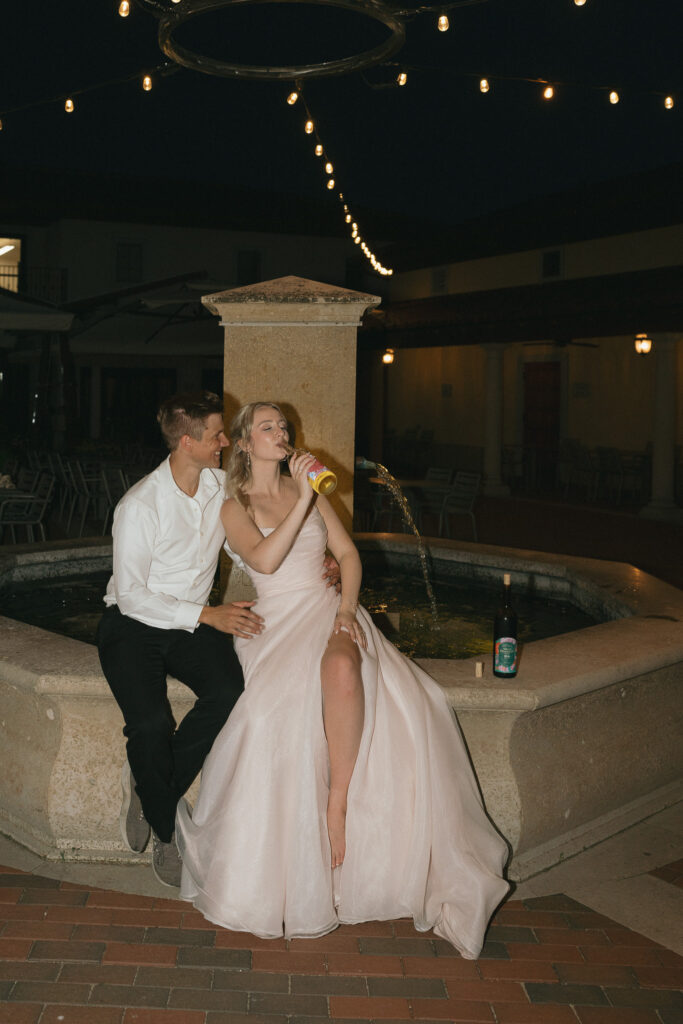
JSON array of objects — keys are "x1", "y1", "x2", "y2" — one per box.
[{"x1": 97, "y1": 391, "x2": 337, "y2": 886}]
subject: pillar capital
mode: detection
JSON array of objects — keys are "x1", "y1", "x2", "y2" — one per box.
[{"x1": 203, "y1": 275, "x2": 380, "y2": 327}]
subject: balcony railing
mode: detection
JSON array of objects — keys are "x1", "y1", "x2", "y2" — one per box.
[{"x1": 0, "y1": 266, "x2": 68, "y2": 304}]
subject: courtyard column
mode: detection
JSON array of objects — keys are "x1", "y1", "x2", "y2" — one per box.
[
  {"x1": 482, "y1": 343, "x2": 510, "y2": 497},
  {"x1": 203, "y1": 276, "x2": 380, "y2": 531},
  {"x1": 641, "y1": 333, "x2": 683, "y2": 523}
]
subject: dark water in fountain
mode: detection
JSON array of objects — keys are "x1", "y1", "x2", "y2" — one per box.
[{"x1": 0, "y1": 569, "x2": 597, "y2": 659}]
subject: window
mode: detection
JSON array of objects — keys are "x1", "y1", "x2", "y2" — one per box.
[
  {"x1": 431, "y1": 266, "x2": 447, "y2": 295},
  {"x1": 0, "y1": 236, "x2": 22, "y2": 292},
  {"x1": 541, "y1": 249, "x2": 562, "y2": 280},
  {"x1": 115, "y1": 242, "x2": 144, "y2": 283}
]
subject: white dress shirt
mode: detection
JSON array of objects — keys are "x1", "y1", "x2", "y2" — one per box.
[{"x1": 104, "y1": 457, "x2": 227, "y2": 632}]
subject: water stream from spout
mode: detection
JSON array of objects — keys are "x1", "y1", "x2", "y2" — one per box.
[{"x1": 366, "y1": 460, "x2": 439, "y2": 625}]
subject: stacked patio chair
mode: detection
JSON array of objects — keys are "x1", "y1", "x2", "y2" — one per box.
[
  {"x1": 101, "y1": 465, "x2": 128, "y2": 535},
  {"x1": 411, "y1": 467, "x2": 453, "y2": 532},
  {"x1": 0, "y1": 472, "x2": 55, "y2": 544},
  {"x1": 438, "y1": 471, "x2": 481, "y2": 541}
]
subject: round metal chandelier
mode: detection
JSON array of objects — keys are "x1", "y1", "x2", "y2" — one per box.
[{"x1": 132, "y1": 0, "x2": 487, "y2": 81}]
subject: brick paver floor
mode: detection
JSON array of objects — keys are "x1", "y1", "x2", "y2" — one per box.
[{"x1": 1, "y1": 865, "x2": 682, "y2": 1024}]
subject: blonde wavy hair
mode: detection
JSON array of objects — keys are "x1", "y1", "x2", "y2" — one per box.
[{"x1": 224, "y1": 401, "x2": 287, "y2": 505}]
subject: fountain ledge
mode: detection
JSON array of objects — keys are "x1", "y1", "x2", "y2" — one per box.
[{"x1": 1, "y1": 535, "x2": 682, "y2": 881}]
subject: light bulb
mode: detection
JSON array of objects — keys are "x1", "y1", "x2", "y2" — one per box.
[
  {"x1": 543, "y1": 85, "x2": 554, "y2": 100},
  {"x1": 172, "y1": 0, "x2": 182, "y2": 4},
  {"x1": 65, "y1": 98, "x2": 74, "y2": 113},
  {"x1": 325, "y1": 161, "x2": 333, "y2": 174},
  {"x1": 354, "y1": 236, "x2": 361, "y2": 245},
  {"x1": 345, "y1": 214, "x2": 352, "y2": 223},
  {"x1": 397, "y1": 72, "x2": 407, "y2": 87},
  {"x1": 382, "y1": 348, "x2": 395, "y2": 364},
  {"x1": 327, "y1": 178, "x2": 335, "y2": 189},
  {"x1": 118, "y1": 0, "x2": 130, "y2": 16},
  {"x1": 437, "y1": 14, "x2": 449, "y2": 31},
  {"x1": 480, "y1": 78, "x2": 490, "y2": 93},
  {"x1": 665, "y1": 95, "x2": 674, "y2": 109},
  {"x1": 304, "y1": 119, "x2": 314, "y2": 134},
  {"x1": 574, "y1": 0, "x2": 586, "y2": 5},
  {"x1": 351, "y1": 228, "x2": 358, "y2": 237},
  {"x1": 287, "y1": 91, "x2": 298, "y2": 105},
  {"x1": 609, "y1": 90, "x2": 619, "y2": 104},
  {"x1": 142, "y1": 75, "x2": 152, "y2": 91},
  {"x1": 315, "y1": 143, "x2": 323, "y2": 156},
  {"x1": 352, "y1": 222, "x2": 358, "y2": 230}
]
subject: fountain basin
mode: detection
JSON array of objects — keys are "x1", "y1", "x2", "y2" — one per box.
[{"x1": 0, "y1": 535, "x2": 681, "y2": 879}]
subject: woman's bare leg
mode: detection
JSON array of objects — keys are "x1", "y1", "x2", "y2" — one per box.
[{"x1": 321, "y1": 633, "x2": 364, "y2": 868}]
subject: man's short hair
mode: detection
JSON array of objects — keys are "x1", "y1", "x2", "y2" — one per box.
[{"x1": 157, "y1": 391, "x2": 223, "y2": 451}]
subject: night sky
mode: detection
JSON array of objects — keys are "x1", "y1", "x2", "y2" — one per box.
[{"x1": 2, "y1": 0, "x2": 682, "y2": 227}]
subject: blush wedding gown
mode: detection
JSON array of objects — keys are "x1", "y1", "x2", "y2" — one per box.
[{"x1": 176, "y1": 507, "x2": 509, "y2": 958}]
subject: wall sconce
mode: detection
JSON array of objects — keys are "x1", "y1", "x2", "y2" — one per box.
[
  {"x1": 382, "y1": 348, "x2": 395, "y2": 365},
  {"x1": 634, "y1": 333, "x2": 652, "y2": 355}
]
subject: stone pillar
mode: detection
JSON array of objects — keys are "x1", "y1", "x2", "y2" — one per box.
[
  {"x1": 203, "y1": 276, "x2": 381, "y2": 531},
  {"x1": 482, "y1": 344, "x2": 510, "y2": 497},
  {"x1": 641, "y1": 334, "x2": 683, "y2": 523}
]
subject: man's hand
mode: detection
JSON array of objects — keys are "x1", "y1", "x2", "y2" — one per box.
[
  {"x1": 322, "y1": 555, "x2": 341, "y2": 594},
  {"x1": 199, "y1": 601, "x2": 264, "y2": 639}
]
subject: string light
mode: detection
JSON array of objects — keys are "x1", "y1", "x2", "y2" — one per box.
[
  {"x1": 397, "y1": 72, "x2": 407, "y2": 86},
  {"x1": 304, "y1": 118, "x2": 314, "y2": 133},
  {"x1": 664, "y1": 95, "x2": 674, "y2": 109},
  {"x1": 437, "y1": 14, "x2": 449, "y2": 31},
  {"x1": 543, "y1": 85, "x2": 554, "y2": 100},
  {"x1": 609, "y1": 90, "x2": 620, "y2": 104},
  {"x1": 345, "y1": 213, "x2": 352, "y2": 222},
  {"x1": 314, "y1": 143, "x2": 323, "y2": 156},
  {"x1": 65, "y1": 97, "x2": 74, "y2": 113},
  {"x1": 325, "y1": 161, "x2": 333, "y2": 173},
  {"x1": 142, "y1": 75, "x2": 152, "y2": 91},
  {"x1": 480, "y1": 78, "x2": 490, "y2": 93},
  {"x1": 118, "y1": 1, "x2": 130, "y2": 16},
  {"x1": 287, "y1": 91, "x2": 298, "y2": 105},
  {"x1": 574, "y1": 0, "x2": 587, "y2": 5}
]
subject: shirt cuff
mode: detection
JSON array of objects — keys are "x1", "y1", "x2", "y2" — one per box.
[{"x1": 173, "y1": 600, "x2": 204, "y2": 632}]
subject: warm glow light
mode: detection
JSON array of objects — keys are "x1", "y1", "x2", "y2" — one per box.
[
  {"x1": 327, "y1": 178, "x2": 335, "y2": 189},
  {"x1": 65, "y1": 98, "x2": 74, "y2": 113},
  {"x1": 352, "y1": 222, "x2": 358, "y2": 230},
  {"x1": 142, "y1": 75, "x2": 152, "y2": 91},
  {"x1": 437, "y1": 14, "x2": 449, "y2": 31},
  {"x1": 397, "y1": 72, "x2": 407, "y2": 86},
  {"x1": 304, "y1": 119, "x2": 314, "y2": 133},
  {"x1": 354, "y1": 236, "x2": 361, "y2": 244},
  {"x1": 609, "y1": 90, "x2": 619, "y2": 104},
  {"x1": 118, "y1": 0, "x2": 130, "y2": 16},
  {"x1": 665, "y1": 95, "x2": 674, "y2": 109},
  {"x1": 574, "y1": 0, "x2": 586, "y2": 6},
  {"x1": 480, "y1": 78, "x2": 490, "y2": 93},
  {"x1": 287, "y1": 91, "x2": 298, "y2": 105},
  {"x1": 345, "y1": 213, "x2": 352, "y2": 223},
  {"x1": 0, "y1": 245, "x2": 15, "y2": 256},
  {"x1": 382, "y1": 348, "x2": 395, "y2": 364},
  {"x1": 325, "y1": 161, "x2": 333, "y2": 173},
  {"x1": 634, "y1": 333, "x2": 652, "y2": 354},
  {"x1": 543, "y1": 85, "x2": 554, "y2": 100},
  {"x1": 315, "y1": 143, "x2": 323, "y2": 156}
]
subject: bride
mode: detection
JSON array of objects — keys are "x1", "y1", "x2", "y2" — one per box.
[{"x1": 176, "y1": 401, "x2": 509, "y2": 958}]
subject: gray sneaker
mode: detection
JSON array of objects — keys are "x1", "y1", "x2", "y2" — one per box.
[
  {"x1": 120, "y1": 762, "x2": 151, "y2": 853},
  {"x1": 152, "y1": 832, "x2": 183, "y2": 888}
]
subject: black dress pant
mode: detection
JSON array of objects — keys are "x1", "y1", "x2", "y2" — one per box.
[{"x1": 97, "y1": 605, "x2": 244, "y2": 842}]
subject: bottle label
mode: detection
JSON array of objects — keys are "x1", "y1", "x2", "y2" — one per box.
[
  {"x1": 494, "y1": 638, "x2": 517, "y2": 674},
  {"x1": 307, "y1": 458, "x2": 326, "y2": 482}
]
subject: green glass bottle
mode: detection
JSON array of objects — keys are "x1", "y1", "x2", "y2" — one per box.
[{"x1": 493, "y1": 573, "x2": 518, "y2": 678}]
